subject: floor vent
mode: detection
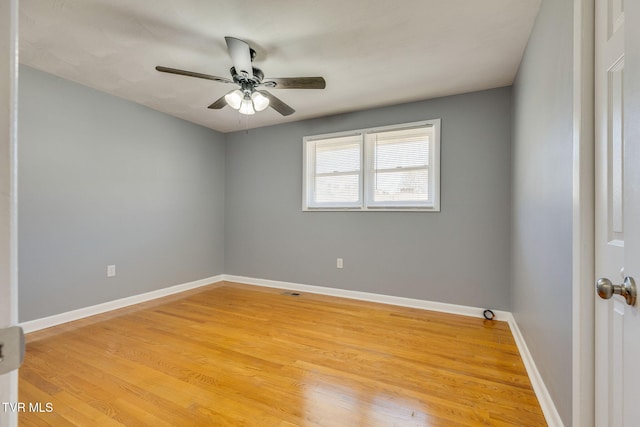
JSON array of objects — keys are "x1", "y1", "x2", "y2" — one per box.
[{"x1": 281, "y1": 291, "x2": 301, "y2": 297}]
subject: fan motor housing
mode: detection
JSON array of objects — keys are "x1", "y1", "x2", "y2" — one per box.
[{"x1": 230, "y1": 66, "x2": 264, "y2": 85}]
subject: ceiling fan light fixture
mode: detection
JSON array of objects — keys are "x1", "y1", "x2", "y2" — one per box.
[
  {"x1": 225, "y1": 89, "x2": 243, "y2": 110},
  {"x1": 239, "y1": 97, "x2": 256, "y2": 115},
  {"x1": 156, "y1": 36, "x2": 323, "y2": 118},
  {"x1": 251, "y1": 91, "x2": 270, "y2": 112}
]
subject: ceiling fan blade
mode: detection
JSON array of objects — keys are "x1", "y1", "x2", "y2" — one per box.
[
  {"x1": 261, "y1": 91, "x2": 295, "y2": 116},
  {"x1": 208, "y1": 95, "x2": 228, "y2": 109},
  {"x1": 156, "y1": 66, "x2": 234, "y2": 84},
  {"x1": 225, "y1": 36, "x2": 253, "y2": 79},
  {"x1": 263, "y1": 77, "x2": 326, "y2": 90}
]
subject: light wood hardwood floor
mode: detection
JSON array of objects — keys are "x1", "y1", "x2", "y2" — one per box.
[{"x1": 19, "y1": 282, "x2": 546, "y2": 426}]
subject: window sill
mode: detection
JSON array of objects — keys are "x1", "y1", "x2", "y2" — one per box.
[{"x1": 302, "y1": 207, "x2": 440, "y2": 212}]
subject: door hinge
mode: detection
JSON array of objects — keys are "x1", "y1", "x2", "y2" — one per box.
[{"x1": 0, "y1": 326, "x2": 24, "y2": 375}]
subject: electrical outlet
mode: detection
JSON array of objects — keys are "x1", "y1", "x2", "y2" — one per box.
[
  {"x1": 337, "y1": 258, "x2": 343, "y2": 269},
  {"x1": 107, "y1": 264, "x2": 116, "y2": 278}
]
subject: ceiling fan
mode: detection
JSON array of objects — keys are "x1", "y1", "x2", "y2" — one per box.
[{"x1": 156, "y1": 37, "x2": 326, "y2": 117}]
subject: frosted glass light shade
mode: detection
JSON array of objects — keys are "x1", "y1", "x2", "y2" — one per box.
[
  {"x1": 239, "y1": 98, "x2": 255, "y2": 115},
  {"x1": 251, "y1": 91, "x2": 270, "y2": 111},
  {"x1": 224, "y1": 90, "x2": 243, "y2": 110}
]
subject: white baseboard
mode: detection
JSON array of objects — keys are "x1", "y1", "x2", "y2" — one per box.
[
  {"x1": 20, "y1": 274, "x2": 224, "y2": 333},
  {"x1": 222, "y1": 274, "x2": 511, "y2": 321},
  {"x1": 506, "y1": 314, "x2": 565, "y2": 427},
  {"x1": 20, "y1": 272, "x2": 562, "y2": 426}
]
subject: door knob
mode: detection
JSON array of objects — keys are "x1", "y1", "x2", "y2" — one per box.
[{"x1": 596, "y1": 276, "x2": 637, "y2": 306}]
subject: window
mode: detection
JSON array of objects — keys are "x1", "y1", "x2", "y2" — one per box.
[
  {"x1": 307, "y1": 134, "x2": 362, "y2": 208},
  {"x1": 303, "y1": 119, "x2": 440, "y2": 211}
]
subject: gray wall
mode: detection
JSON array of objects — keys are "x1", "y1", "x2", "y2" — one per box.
[
  {"x1": 18, "y1": 66, "x2": 226, "y2": 322},
  {"x1": 225, "y1": 87, "x2": 512, "y2": 310},
  {"x1": 511, "y1": 0, "x2": 574, "y2": 424}
]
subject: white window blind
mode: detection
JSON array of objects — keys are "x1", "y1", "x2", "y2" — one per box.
[
  {"x1": 308, "y1": 134, "x2": 362, "y2": 207},
  {"x1": 303, "y1": 119, "x2": 440, "y2": 211},
  {"x1": 366, "y1": 126, "x2": 432, "y2": 207}
]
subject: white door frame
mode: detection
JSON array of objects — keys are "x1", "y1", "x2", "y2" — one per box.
[
  {"x1": 0, "y1": 0, "x2": 20, "y2": 426},
  {"x1": 572, "y1": 0, "x2": 595, "y2": 426}
]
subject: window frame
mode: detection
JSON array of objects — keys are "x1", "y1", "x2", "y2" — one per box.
[
  {"x1": 302, "y1": 119, "x2": 441, "y2": 212},
  {"x1": 303, "y1": 132, "x2": 364, "y2": 209}
]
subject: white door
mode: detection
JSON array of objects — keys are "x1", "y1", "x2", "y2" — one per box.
[
  {"x1": 595, "y1": 0, "x2": 640, "y2": 425},
  {"x1": 0, "y1": 1, "x2": 19, "y2": 426}
]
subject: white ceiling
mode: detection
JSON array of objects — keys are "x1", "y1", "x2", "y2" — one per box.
[{"x1": 20, "y1": 0, "x2": 541, "y2": 133}]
